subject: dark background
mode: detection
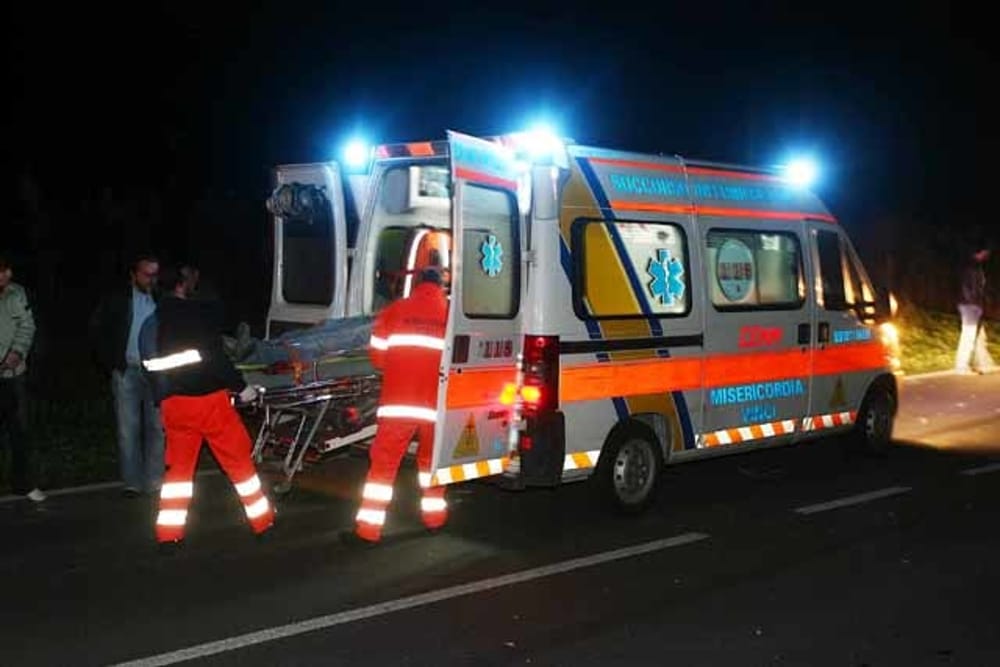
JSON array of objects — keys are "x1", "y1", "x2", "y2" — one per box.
[{"x1": 4, "y1": 1, "x2": 997, "y2": 397}]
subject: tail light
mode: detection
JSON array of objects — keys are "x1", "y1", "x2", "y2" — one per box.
[{"x1": 522, "y1": 334, "x2": 559, "y2": 414}]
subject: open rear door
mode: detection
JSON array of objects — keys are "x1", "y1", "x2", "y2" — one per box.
[
  {"x1": 429, "y1": 131, "x2": 524, "y2": 486},
  {"x1": 265, "y1": 162, "x2": 349, "y2": 337}
]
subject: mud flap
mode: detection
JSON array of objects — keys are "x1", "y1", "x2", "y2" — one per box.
[{"x1": 519, "y1": 411, "x2": 566, "y2": 487}]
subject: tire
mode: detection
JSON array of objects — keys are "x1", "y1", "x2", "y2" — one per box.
[
  {"x1": 855, "y1": 387, "x2": 895, "y2": 456},
  {"x1": 596, "y1": 423, "x2": 664, "y2": 514}
]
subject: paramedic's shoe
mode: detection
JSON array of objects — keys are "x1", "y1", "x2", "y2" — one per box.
[
  {"x1": 122, "y1": 486, "x2": 142, "y2": 499},
  {"x1": 157, "y1": 540, "x2": 185, "y2": 556},
  {"x1": 26, "y1": 488, "x2": 47, "y2": 503},
  {"x1": 339, "y1": 530, "x2": 377, "y2": 549}
]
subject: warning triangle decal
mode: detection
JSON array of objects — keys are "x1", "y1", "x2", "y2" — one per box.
[{"x1": 453, "y1": 413, "x2": 480, "y2": 458}]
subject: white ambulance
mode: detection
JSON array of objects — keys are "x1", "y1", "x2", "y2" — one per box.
[{"x1": 265, "y1": 129, "x2": 901, "y2": 513}]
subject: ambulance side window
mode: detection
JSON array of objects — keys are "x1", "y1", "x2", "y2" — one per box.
[
  {"x1": 282, "y1": 215, "x2": 334, "y2": 305},
  {"x1": 572, "y1": 220, "x2": 690, "y2": 318},
  {"x1": 707, "y1": 230, "x2": 804, "y2": 310},
  {"x1": 842, "y1": 238, "x2": 877, "y2": 319},
  {"x1": 461, "y1": 185, "x2": 519, "y2": 319},
  {"x1": 815, "y1": 230, "x2": 847, "y2": 311}
]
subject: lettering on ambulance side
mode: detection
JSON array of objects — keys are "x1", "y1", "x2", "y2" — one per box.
[
  {"x1": 709, "y1": 379, "x2": 807, "y2": 406},
  {"x1": 477, "y1": 338, "x2": 514, "y2": 360},
  {"x1": 710, "y1": 379, "x2": 807, "y2": 426},
  {"x1": 832, "y1": 327, "x2": 873, "y2": 344},
  {"x1": 738, "y1": 325, "x2": 783, "y2": 348},
  {"x1": 607, "y1": 172, "x2": 794, "y2": 204}
]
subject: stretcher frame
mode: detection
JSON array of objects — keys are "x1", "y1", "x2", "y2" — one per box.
[{"x1": 244, "y1": 374, "x2": 380, "y2": 491}]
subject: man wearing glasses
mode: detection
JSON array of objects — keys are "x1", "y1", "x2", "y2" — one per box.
[{"x1": 90, "y1": 254, "x2": 165, "y2": 497}]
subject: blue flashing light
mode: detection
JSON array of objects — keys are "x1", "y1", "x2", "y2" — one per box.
[
  {"x1": 342, "y1": 138, "x2": 371, "y2": 170},
  {"x1": 519, "y1": 123, "x2": 563, "y2": 160},
  {"x1": 781, "y1": 157, "x2": 819, "y2": 188}
]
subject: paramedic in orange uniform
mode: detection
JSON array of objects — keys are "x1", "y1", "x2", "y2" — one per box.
[
  {"x1": 348, "y1": 266, "x2": 449, "y2": 544},
  {"x1": 140, "y1": 272, "x2": 274, "y2": 551}
]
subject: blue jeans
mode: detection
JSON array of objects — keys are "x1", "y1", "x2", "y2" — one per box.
[
  {"x1": 111, "y1": 366, "x2": 164, "y2": 492},
  {"x1": 0, "y1": 374, "x2": 37, "y2": 494}
]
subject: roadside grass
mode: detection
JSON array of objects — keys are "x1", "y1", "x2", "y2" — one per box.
[{"x1": 896, "y1": 305, "x2": 1000, "y2": 375}]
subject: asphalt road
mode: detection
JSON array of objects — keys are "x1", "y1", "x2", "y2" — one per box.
[{"x1": 1, "y1": 372, "x2": 998, "y2": 666}]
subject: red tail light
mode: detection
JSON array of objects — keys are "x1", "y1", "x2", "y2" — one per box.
[{"x1": 522, "y1": 334, "x2": 559, "y2": 414}]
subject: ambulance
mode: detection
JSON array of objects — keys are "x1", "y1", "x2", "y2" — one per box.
[{"x1": 264, "y1": 129, "x2": 901, "y2": 513}]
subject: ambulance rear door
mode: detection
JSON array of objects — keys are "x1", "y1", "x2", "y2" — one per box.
[
  {"x1": 429, "y1": 131, "x2": 524, "y2": 486},
  {"x1": 265, "y1": 162, "x2": 349, "y2": 337}
]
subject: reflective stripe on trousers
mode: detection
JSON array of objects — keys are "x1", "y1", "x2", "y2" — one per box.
[{"x1": 355, "y1": 419, "x2": 448, "y2": 542}]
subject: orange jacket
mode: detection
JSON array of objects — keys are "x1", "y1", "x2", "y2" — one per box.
[{"x1": 368, "y1": 282, "x2": 448, "y2": 421}]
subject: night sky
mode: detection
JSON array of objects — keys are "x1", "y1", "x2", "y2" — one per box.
[{"x1": 6, "y1": 1, "x2": 996, "y2": 322}]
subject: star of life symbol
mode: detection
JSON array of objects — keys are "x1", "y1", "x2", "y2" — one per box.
[
  {"x1": 480, "y1": 234, "x2": 504, "y2": 277},
  {"x1": 647, "y1": 248, "x2": 685, "y2": 305}
]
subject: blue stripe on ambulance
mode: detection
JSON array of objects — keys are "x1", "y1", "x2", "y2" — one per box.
[{"x1": 575, "y1": 157, "x2": 696, "y2": 450}]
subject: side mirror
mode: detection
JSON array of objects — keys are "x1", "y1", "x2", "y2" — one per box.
[{"x1": 874, "y1": 288, "x2": 897, "y2": 321}]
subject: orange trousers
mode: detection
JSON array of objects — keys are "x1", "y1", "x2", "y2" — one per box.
[
  {"x1": 355, "y1": 418, "x2": 447, "y2": 542},
  {"x1": 156, "y1": 390, "x2": 274, "y2": 542}
]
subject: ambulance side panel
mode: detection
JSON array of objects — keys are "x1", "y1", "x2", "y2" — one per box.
[{"x1": 546, "y1": 148, "x2": 706, "y2": 475}]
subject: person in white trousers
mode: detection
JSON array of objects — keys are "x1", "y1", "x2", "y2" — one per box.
[{"x1": 955, "y1": 247, "x2": 997, "y2": 374}]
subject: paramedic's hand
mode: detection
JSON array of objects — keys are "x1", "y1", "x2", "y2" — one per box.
[{"x1": 237, "y1": 384, "x2": 259, "y2": 405}]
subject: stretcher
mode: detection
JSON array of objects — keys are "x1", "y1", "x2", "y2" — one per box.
[{"x1": 241, "y1": 370, "x2": 381, "y2": 493}]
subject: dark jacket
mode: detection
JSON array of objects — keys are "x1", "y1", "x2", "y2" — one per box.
[
  {"x1": 89, "y1": 285, "x2": 154, "y2": 373},
  {"x1": 139, "y1": 296, "x2": 246, "y2": 402},
  {"x1": 960, "y1": 262, "x2": 986, "y2": 308}
]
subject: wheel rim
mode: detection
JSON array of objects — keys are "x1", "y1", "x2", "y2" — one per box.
[
  {"x1": 865, "y1": 396, "x2": 892, "y2": 446},
  {"x1": 612, "y1": 439, "x2": 655, "y2": 505}
]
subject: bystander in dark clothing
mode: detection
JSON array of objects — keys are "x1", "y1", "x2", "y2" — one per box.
[{"x1": 89, "y1": 255, "x2": 164, "y2": 496}]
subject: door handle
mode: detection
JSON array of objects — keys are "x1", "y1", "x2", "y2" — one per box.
[
  {"x1": 797, "y1": 323, "x2": 811, "y2": 345},
  {"x1": 452, "y1": 335, "x2": 470, "y2": 364},
  {"x1": 817, "y1": 322, "x2": 831, "y2": 344}
]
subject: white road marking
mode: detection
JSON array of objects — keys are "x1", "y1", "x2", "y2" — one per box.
[
  {"x1": 960, "y1": 463, "x2": 1000, "y2": 476},
  {"x1": 111, "y1": 532, "x2": 710, "y2": 666},
  {"x1": 794, "y1": 486, "x2": 911, "y2": 515},
  {"x1": 0, "y1": 470, "x2": 223, "y2": 505}
]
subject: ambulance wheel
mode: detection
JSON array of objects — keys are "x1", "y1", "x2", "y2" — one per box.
[
  {"x1": 855, "y1": 387, "x2": 895, "y2": 456},
  {"x1": 597, "y1": 423, "x2": 663, "y2": 515}
]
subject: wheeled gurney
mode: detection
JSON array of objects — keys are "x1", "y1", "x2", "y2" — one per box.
[{"x1": 241, "y1": 368, "x2": 380, "y2": 493}]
